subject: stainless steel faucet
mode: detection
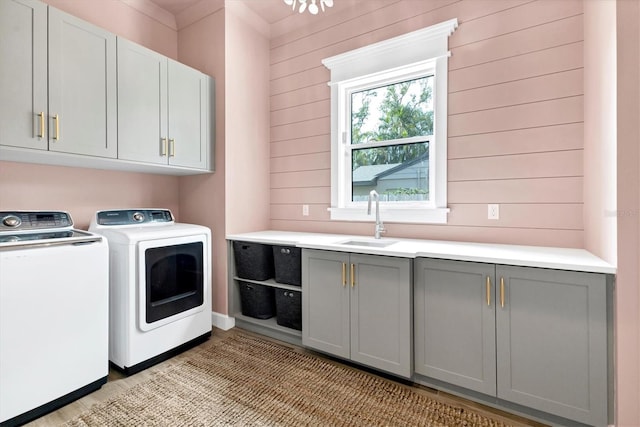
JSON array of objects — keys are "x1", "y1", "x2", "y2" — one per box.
[{"x1": 367, "y1": 190, "x2": 386, "y2": 239}]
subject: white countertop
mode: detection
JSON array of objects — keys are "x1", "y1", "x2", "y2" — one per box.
[{"x1": 226, "y1": 231, "x2": 616, "y2": 275}]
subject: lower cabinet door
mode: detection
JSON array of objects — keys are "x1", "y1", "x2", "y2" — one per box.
[
  {"x1": 414, "y1": 258, "x2": 497, "y2": 395},
  {"x1": 302, "y1": 249, "x2": 350, "y2": 359},
  {"x1": 350, "y1": 254, "x2": 411, "y2": 378},
  {"x1": 495, "y1": 266, "x2": 608, "y2": 426},
  {"x1": 302, "y1": 250, "x2": 412, "y2": 378}
]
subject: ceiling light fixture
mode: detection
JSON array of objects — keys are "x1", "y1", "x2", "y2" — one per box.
[{"x1": 284, "y1": 0, "x2": 333, "y2": 15}]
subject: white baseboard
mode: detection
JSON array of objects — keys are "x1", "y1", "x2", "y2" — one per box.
[{"x1": 211, "y1": 311, "x2": 235, "y2": 331}]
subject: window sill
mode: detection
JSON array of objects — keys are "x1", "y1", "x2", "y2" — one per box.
[{"x1": 328, "y1": 207, "x2": 449, "y2": 224}]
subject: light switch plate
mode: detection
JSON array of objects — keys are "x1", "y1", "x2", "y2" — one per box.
[{"x1": 302, "y1": 204, "x2": 309, "y2": 216}]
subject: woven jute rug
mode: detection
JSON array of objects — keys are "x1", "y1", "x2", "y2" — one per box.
[{"x1": 64, "y1": 333, "x2": 514, "y2": 426}]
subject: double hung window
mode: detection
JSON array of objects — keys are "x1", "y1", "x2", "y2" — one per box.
[{"x1": 323, "y1": 19, "x2": 457, "y2": 224}]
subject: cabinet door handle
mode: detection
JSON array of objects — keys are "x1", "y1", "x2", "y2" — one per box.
[
  {"x1": 161, "y1": 138, "x2": 167, "y2": 156},
  {"x1": 500, "y1": 277, "x2": 505, "y2": 308},
  {"x1": 169, "y1": 138, "x2": 175, "y2": 157},
  {"x1": 52, "y1": 114, "x2": 59, "y2": 140},
  {"x1": 37, "y1": 112, "x2": 45, "y2": 139},
  {"x1": 342, "y1": 262, "x2": 346, "y2": 287},
  {"x1": 350, "y1": 263, "x2": 355, "y2": 288},
  {"x1": 486, "y1": 276, "x2": 491, "y2": 306}
]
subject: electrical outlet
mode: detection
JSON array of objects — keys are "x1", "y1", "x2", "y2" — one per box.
[
  {"x1": 488, "y1": 204, "x2": 499, "y2": 220},
  {"x1": 302, "y1": 204, "x2": 309, "y2": 216}
]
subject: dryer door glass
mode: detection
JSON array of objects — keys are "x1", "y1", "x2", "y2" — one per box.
[{"x1": 144, "y1": 242, "x2": 204, "y2": 324}]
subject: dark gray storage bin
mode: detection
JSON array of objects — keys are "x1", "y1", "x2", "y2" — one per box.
[
  {"x1": 275, "y1": 289, "x2": 302, "y2": 330},
  {"x1": 273, "y1": 245, "x2": 302, "y2": 286},
  {"x1": 233, "y1": 241, "x2": 274, "y2": 281},
  {"x1": 238, "y1": 281, "x2": 276, "y2": 319}
]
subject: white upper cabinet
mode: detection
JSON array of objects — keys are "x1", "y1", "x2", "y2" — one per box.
[
  {"x1": 0, "y1": 0, "x2": 212, "y2": 175},
  {"x1": 167, "y1": 59, "x2": 209, "y2": 170},
  {"x1": 0, "y1": 1, "x2": 116, "y2": 158},
  {"x1": 48, "y1": 7, "x2": 117, "y2": 158},
  {"x1": 118, "y1": 38, "x2": 209, "y2": 170},
  {"x1": 0, "y1": 0, "x2": 47, "y2": 150},
  {"x1": 117, "y1": 39, "x2": 167, "y2": 165}
]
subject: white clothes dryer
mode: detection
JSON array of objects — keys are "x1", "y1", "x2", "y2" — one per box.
[{"x1": 89, "y1": 209, "x2": 212, "y2": 374}]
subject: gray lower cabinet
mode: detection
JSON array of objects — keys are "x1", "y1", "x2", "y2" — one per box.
[
  {"x1": 414, "y1": 258, "x2": 609, "y2": 426},
  {"x1": 302, "y1": 249, "x2": 412, "y2": 378},
  {"x1": 414, "y1": 259, "x2": 497, "y2": 395}
]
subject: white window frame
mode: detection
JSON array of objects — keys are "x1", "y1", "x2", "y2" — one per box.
[{"x1": 323, "y1": 19, "x2": 458, "y2": 224}]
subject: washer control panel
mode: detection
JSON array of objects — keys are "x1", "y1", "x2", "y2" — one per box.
[
  {"x1": 95, "y1": 209, "x2": 174, "y2": 226},
  {"x1": 0, "y1": 211, "x2": 73, "y2": 232}
]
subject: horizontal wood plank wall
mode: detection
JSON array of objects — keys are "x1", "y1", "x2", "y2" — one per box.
[{"x1": 269, "y1": 0, "x2": 584, "y2": 248}]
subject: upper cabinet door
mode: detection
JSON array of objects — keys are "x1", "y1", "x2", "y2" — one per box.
[
  {"x1": 117, "y1": 38, "x2": 167, "y2": 165},
  {"x1": 48, "y1": 7, "x2": 117, "y2": 158},
  {"x1": 0, "y1": 0, "x2": 47, "y2": 150},
  {"x1": 167, "y1": 60, "x2": 208, "y2": 170}
]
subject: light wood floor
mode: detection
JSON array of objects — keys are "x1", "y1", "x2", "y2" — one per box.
[{"x1": 26, "y1": 327, "x2": 547, "y2": 427}]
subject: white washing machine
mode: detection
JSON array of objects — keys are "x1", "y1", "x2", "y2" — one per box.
[
  {"x1": 89, "y1": 209, "x2": 212, "y2": 374},
  {"x1": 0, "y1": 211, "x2": 108, "y2": 427}
]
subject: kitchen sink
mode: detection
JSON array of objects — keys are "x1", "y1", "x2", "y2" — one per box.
[{"x1": 338, "y1": 239, "x2": 398, "y2": 248}]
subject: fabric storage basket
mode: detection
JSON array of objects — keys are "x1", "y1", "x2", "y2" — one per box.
[
  {"x1": 238, "y1": 281, "x2": 276, "y2": 319},
  {"x1": 272, "y1": 245, "x2": 302, "y2": 286},
  {"x1": 233, "y1": 241, "x2": 274, "y2": 281},
  {"x1": 275, "y1": 289, "x2": 302, "y2": 330}
]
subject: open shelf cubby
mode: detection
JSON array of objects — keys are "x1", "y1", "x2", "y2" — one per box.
[{"x1": 227, "y1": 240, "x2": 303, "y2": 346}]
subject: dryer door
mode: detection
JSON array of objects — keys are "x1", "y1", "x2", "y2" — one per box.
[{"x1": 137, "y1": 234, "x2": 207, "y2": 331}]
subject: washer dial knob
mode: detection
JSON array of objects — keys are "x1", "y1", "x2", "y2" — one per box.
[
  {"x1": 2, "y1": 215, "x2": 21, "y2": 228},
  {"x1": 132, "y1": 212, "x2": 145, "y2": 222}
]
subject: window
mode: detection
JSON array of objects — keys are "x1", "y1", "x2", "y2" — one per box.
[{"x1": 323, "y1": 19, "x2": 458, "y2": 224}]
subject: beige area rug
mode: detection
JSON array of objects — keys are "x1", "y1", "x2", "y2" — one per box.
[{"x1": 64, "y1": 333, "x2": 514, "y2": 427}]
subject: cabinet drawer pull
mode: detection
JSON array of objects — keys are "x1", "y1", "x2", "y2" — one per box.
[
  {"x1": 342, "y1": 262, "x2": 346, "y2": 287},
  {"x1": 52, "y1": 114, "x2": 59, "y2": 140},
  {"x1": 486, "y1": 276, "x2": 491, "y2": 306},
  {"x1": 37, "y1": 112, "x2": 45, "y2": 139},
  {"x1": 169, "y1": 138, "x2": 175, "y2": 157},
  {"x1": 350, "y1": 263, "x2": 355, "y2": 288},
  {"x1": 500, "y1": 277, "x2": 505, "y2": 308}
]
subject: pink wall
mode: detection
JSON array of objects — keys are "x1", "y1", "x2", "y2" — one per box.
[
  {"x1": 177, "y1": 5, "x2": 227, "y2": 315},
  {"x1": 0, "y1": 162, "x2": 180, "y2": 229},
  {"x1": 175, "y1": 2, "x2": 271, "y2": 316},
  {"x1": 584, "y1": 0, "x2": 617, "y2": 265},
  {"x1": 269, "y1": 0, "x2": 585, "y2": 248},
  {"x1": 584, "y1": 1, "x2": 640, "y2": 424},
  {"x1": 614, "y1": 1, "x2": 640, "y2": 425},
  {"x1": 224, "y1": 3, "x2": 271, "y2": 236},
  {"x1": 0, "y1": 0, "x2": 181, "y2": 228}
]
